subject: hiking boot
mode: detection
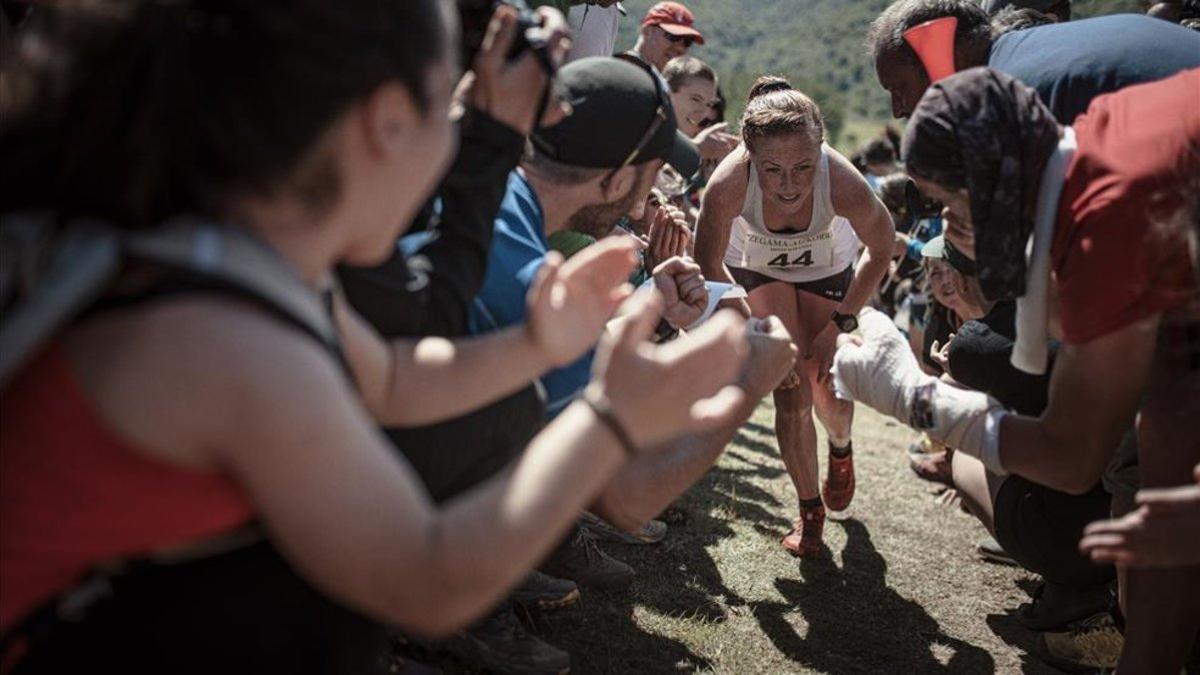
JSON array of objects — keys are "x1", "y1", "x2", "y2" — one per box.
[
  {"x1": 822, "y1": 447, "x2": 855, "y2": 512},
  {"x1": 581, "y1": 511, "x2": 667, "y2": 545},
  {"x1": 910, "y1": 449, "x2": 955, "y2": 486},
  {"x1": 511, "y1": 571, "x2": 580, "y2": 612},
  {"x1": 1035, "y1": 612, "x2": 1122, "y2": 673},
  {"x1": 781, "y1": 504, "x2": 826, "y2": 558},
  {"x1": 1017, "y1": 581, "x2": 1113, "y2": 631},
  {"x1": 438, "y1": 605, "x2": 570, "y2": 675},
  {"x1": 977, "y1": 536, "x2": 1017, "y2": 566},
  {"x1": 540, "y1": 525, "x2": 635, "y2": 590}
]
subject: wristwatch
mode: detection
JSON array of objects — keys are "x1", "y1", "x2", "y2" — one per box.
[
  {"x1": 654, "y1": 317, "x2": 680, "y2": 344},
  {"x1": 831, "y1": 310, "x2": 858, "y2": 334}
]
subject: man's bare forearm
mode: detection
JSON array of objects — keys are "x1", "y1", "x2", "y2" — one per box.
[{"x1": 591, "y1": 393, "x2": 758, "y2": 531}]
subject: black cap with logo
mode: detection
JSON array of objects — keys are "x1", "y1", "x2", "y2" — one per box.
[{"x1": 531, "y1": 57, "x2": 700, "y2": 179}]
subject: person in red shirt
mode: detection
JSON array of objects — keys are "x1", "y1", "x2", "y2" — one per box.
[
  {"x1": 834, "y1": 66, "x2": 1199, "y2": 672},
  {"x1": 631, "y1": 1, "x2": 705, "y2": 72}
]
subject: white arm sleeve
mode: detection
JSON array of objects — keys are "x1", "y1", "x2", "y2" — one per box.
[{"x1": 832, "y1": 309, "x2": 1008, "y2": 474}]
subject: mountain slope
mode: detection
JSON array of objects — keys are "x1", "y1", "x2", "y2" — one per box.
[{"x1": 611, "y1": 0, "x2": 1143, "y2": 145}]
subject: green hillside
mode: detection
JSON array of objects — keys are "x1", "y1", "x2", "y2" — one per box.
[{"x1": 611, "y1": 0, "x2": 1143, "y2": 150}]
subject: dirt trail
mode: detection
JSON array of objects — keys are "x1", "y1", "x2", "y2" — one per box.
[{"x1": 538, "y1": 401, "x2": 1060, "y2": 674}]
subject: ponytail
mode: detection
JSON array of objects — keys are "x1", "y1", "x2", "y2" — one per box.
[
  {"x1": 745, "y1": 75, "x2": 792, "y2": 103},
  {"x1": 740, "y1": 76, "x2": 824, "y2": 150}
]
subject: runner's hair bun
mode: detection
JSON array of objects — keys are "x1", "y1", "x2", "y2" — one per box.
[
  {"x1": 746, "y1": 75, "x2": 794, "y2": 103},
  {"x1": 741, "y1": 76, "x2": 823, "y2": 149}
]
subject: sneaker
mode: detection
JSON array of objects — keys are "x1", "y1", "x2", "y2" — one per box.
[
  {"x1": 511, "y1": 571, "x2": 580, "y2": 612},
  {"x1": 910, "y1": 449, "x2": 954, "y2": 486},
  {"x1": 438, "y1": 605, "x2": 571, "y2": 675},
  {"x1": 1035, "y1": 612, "x2": 1122, "y2": 673},
  {"x1": 580, "y1": 511, "x2": 667, "y2": 545},
  {"x1": 1017, "y1": 581, "x2": 1113, "y2": 632},
  {"x1": 540, "y1": 525, "x2": 635, "y2": 590},
  {"x1": 977, "y1": 536, "x2": 1017, "y2": 566},
  {"x1": 822, "y1": 448, "x2": 855, "y2": 512},
  {"x1": 781, "y1": 504, "x2": 826, "y2": 558}
]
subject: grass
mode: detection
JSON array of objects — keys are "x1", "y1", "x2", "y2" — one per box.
[{"x1": 528, "y1": 401, "x2": 1061, "y2": 674}]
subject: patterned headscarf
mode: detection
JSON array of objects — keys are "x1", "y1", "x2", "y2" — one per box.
[{"x1": 901, "y1": 67, "x2": 1060, "y2": 301}]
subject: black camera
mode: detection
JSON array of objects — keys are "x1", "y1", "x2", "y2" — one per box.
[{"x1": 458, "y1": 0, "x2": 549, "y2": 67}]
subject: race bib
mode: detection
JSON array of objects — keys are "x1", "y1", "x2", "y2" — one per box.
[{"x1": 740, "y1": 230, "x2": 834, "y2": 272}]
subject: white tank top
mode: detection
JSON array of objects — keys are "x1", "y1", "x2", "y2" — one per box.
[{"x1": 723, "y1": 144, "x2": 861, "y2": 282}]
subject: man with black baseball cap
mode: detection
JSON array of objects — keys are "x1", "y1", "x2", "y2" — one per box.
[
  {"x1": 473, "y1": 56, "x2": 698, "y2": 419},
  {"x1": 466, "y1": 55, "x2": 793, "y2": 595},
  {"x1": 530, "y1": 56, "x2": 700, "y2": 191}
]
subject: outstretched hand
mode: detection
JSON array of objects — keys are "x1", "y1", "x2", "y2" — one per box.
[
  {"x1": 646, "y1": 204, "x2": 692, "y2": 271},
  {"x1": 526, "y1": 238, "x2": 638, "y2": 367},
  {"x1": 652, "y1": 256, "x2": 708, "y2": 329},
  {"x1": 930, "y1": 333, "x2": 953, "y2": 373},
  {"x1": 590, "y1": 292, "x2": 748, "y2": 449},
  {"x1": 1080, "y1": 463, "x2": 1200, "y2": 568},
  {"x1": 695, "y1": 122, "x2": 740, "y2": 163}
]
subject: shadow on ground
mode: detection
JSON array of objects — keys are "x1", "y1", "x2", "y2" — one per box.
[
  {"x1": 535, "y1": 440, "x2": 797, "y2": 672},
  {"x1": 751, "y1": 518, "x2": 996, "y2": 673},
  {"x1": 424, "y1": 409, "x2": 1056, "y2": 673}
]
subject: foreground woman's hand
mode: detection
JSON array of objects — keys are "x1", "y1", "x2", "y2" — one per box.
[
  {"x1": 589, "y1": 292, "x2": 748, "y2": 449},
  {"x1": 526, "y1": 237, "x2": 638, "y2": 366},
  {"x1": 1080, "y1": 463, "x2": 1200, "y2": 568}
]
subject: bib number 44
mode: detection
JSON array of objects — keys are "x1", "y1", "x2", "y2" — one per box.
[
  {"x1": 740, "y1": 228, "x2": 835, "y2": 271},
  {"x1": 767, "y1": 250, "x2": 814, "y2": 268}
]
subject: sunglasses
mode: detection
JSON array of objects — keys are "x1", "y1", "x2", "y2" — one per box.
[
  {"x1": 661, "y1": 29, "x2": 697, "y2": 47},
  {"x1": 601, "y1": 56, "x2": 672, "y2": 188}
]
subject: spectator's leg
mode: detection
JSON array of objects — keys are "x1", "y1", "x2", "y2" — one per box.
[{"x1": 951, "y1": 451, "x2": 1003, "y2": 534}]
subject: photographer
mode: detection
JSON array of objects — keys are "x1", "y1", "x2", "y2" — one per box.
[{"x1": 338, "y1": 7, "x2": 583, "y2": 672}]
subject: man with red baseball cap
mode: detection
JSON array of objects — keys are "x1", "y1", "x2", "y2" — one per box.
[{"x1": 631, "y1": 1, "x2": 705, "y2": 71}]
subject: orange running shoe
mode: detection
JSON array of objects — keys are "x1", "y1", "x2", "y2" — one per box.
[
  {"x1": 822, "y1": 446, "x2": 856, "y2": 512},
  {"x1": 781, "y1": 504, "x2": 826, "y2": 557}
]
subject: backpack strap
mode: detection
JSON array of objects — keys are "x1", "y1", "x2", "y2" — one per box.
[
  {"x1": 0, "y1": 215, "x2": 122, "y2": 389},
  {"x1": 1, "y1": 214, "x2": 352, "y2": 389},
  {"x1": 123, "y1": 218, "x2": 343, "y2": 360}
]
